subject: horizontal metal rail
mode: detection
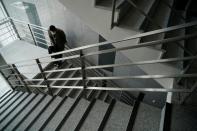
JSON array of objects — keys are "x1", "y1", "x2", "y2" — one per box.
[
  {"x1": 33, "y1": 31, "x2": 50, "y2": 39},
  {"x1": 40, "y1": 32, "x2": 197, "y2": 64},
  {"x1": 0, "y1": 29, "x2": 14, "y2": 36},
  {"x1": 10, "y1": 17, "x2": 48, "y2": 31},
  {"x1": 0, "y1": 34, "x2": 15, "y2": 42},
  {"x1": 0, "y1": 24, "x2": 13, "y2": 30},
  {"x1": 18, "y1": 73, "x2": 197, "y2": 82},
  {"x1": 6, "y1": 54, "x2": 195, "y2": 75},
  {"x1": 11, "y1": 84, "x2": 192, "y2": 93},
  {"x1": 25, "y1": 33, "x2": 49, "y2": 45},
  {"x1": 0, "y1": 19, "x2": 10, "y2": 26},
  {"x1": 44, "y1": 55, "x2": 197, "y2": 73},
  {"x1": 84, "y1": 33, "x2": 197, "y2": 57},
  {"x1": 38, "y1": 20, "x2": 197, "y2": 59},
  {"x1": 24, "y1": 35, "x2": 48, "y2": 46}
]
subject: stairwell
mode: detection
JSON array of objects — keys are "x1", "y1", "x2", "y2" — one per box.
[
  {"x1": 58, "y1": 0, "x2": 184, "y2": 91},
  {"x1": 0, "y1": 0, "x2": 197, "y2": 130}
]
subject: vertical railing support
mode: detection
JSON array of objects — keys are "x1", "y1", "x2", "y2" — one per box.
[
  {"x1": 0, "y1": 69, "x2": 15, "y2": 90},
  {"x1": 80, "y1": 50, "x2": 87, "y2": 89},
  {"x1": 12, "y1": 64, "x2": 30, "y2": 92},
  {"x1": 28, "y1": 24, "x2": 37, "y2": 46},
  {"x1": 111, "y1": 0, "x2": 117, "y2": 29},
  {"x1": 35, "y1": 59, "x2": 53, "y2": 96}
]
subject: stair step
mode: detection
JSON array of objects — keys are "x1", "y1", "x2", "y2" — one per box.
[
  {"x1": 39, "y1": 63, "x2": 72, "y2": 87},
  {"x1": 95, "y1": 0, "x2": 124, "y2": 10},
  {"x1": 103, "y1": 101, "x2": 132, "y2": 131},
  {"x1": 4, "y1": 94, "x2": 45, "y2": 131},
  {"x1": 0, "y1": 91, "x2": 23, "y2": 115},
  {"x1": 0, "y1": 90, "x2": 13, "y2": 104},
  {"x1": 42, "y1": 97, "x2": 74, "y2": 131},
  {"x1": 0, "y1": 91, "x2": 17, "y2": 108},
  {"x1": 0, "y1": 90, "x2": 11, "y2": 102},
  {"x1": 50, "y1": 64, "x2": 72, "y2": 86},
  {"x1": 28, "y1": 96, "x2": 63, "y2": 131},
  {"x1": 95, "y1": 0, "x2": 113, "y2": 9},
  {"x1": 15, "y1": 95, "x2": 53, "y2": 130},
  {"x1": 52, "y1": 67, "x2": 75, "y2": 89},
  {"x1": 80, "y1": 100, "x2": 109, "y2": 131},
  {"x1": 89, "y1": 90, "x2": 100, "y2": 101},
  {"x1": 67, "y1": 80, "x2": 82, "y2": 98},
  {"x1": 132, "y1": 103, "x2": 161, "y2": 131},
  {"x1": 104, "y1": 95, "x2": 113, "y2": 103},
  {"x1": 121, "y1": 0, "x2": 156, "y2": 30},
  {"x1": 0, "y1": 92, "x2": 29, "y2": 123},
  {"x1": 59, "y1": 98, "x2": 90, "y2": 131},
  {"x1": 98, "y1": 91, "x2": 108, "y2": 100},
  {"x1": 0, "y1": 93, "x2": 36, "y2": 130},
  {"x1": 57, "y1": 71, "x2": 80, "y2": 97},
  {"x1": 141, "y1": 0, "x2": 174, "y2": 49},
  {"x1": 163, "y1": 10, "x2": 185, "y2": 69}
]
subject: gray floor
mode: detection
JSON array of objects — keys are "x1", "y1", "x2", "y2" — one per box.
[
  {"x1": 0, "y1": 74, "x2": 11, "y2": 97},
  {"x1": 0, "y1": 40, "x2": 51, "y2": 78}
]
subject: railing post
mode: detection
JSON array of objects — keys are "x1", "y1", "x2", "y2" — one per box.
[
  {"x1": 111, "y1": 0, "x2": 117, "y2": 29},
  {"x1": 35, "y1": 59, "x2": 53, "y2": 96},
  {"x1": 80, "y1": 50, "x2": 87, "y2": 89},
  {"x1": 12, "y1": 64, "x2": 30, "y2": 92},
  {"x1": 0, "y1": 69, "x2": 15, "y2": 90},
  {"x1": 28, "y1": 24, "x2": 37, "y2": 46}
]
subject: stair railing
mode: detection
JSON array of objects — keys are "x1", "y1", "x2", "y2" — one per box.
[{"x1": 1, "y1": 18, "x2": 197, "y2": 104}]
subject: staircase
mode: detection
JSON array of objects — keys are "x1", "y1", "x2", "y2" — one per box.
[
  {"x1": 28, "y1": 59, "x2": 115, "y2": 104},
  {"x1": 0, "y1": 90, "x2": 163, "y2": 131}
]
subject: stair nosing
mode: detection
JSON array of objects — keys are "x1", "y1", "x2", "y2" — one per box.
[{"x1": 1, "y1": 93, "x2": 38, "y2": 130}]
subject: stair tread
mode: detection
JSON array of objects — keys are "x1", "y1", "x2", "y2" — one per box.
[
  {"x1": 104, "y1": 101, "x2": 132, "y2": 131},
  {"x1": 59, "y1": 98, "x2": 90, "y2": 131},
  {"x1": 0, "y1": 92, "x2": 29, "y2": 122},
  {"x1": 0, "y1": 91, "x2": 17, "y2": 108},
  {"x1": 80, "y1": 100, "x2": 109, "y2": 131},
  {"x1": 29, "y1": 96, "x2": 63, "y2": 131},
  {"x1": 43, "y1": 97, "x2": 74, "y2": 131},
  {"x1": 0, "y1": 93, "x2": 36, "y2": 130},
  {"x1": 5, "y1": 94, "x2": 44, "y2": 131},
  {"x1": 16, "y1": 95, "x2": 52, "y2": 131},
  {"x1": 142, "y1": 0, "x2": 174, "y2": 49},
  {"x1": 121, "y1": 0, "x2": 156, "y2": 29},
  {"x1": 0, "y1": 90, "x2": 12, "y2": 103},
  {"x1": 0, "y1": 91, "x2": 23, "y2": 114},
  {"x1": 132, "y1": 103, "x2": 161, "y2": 131}
]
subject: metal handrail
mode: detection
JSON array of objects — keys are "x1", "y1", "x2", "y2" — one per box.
[
  {"x1": 0, "y1": 18, "x2": 197, "y2": 67},
  {"x1": 1, "y1": 17, "x2": 197, "y2": 95},
  {"x1": 43, "y1": 55, "x2": 197, "y2": 73},
  {"x1": 10, "y1": 84, "x2": 192, "y2": 93}
]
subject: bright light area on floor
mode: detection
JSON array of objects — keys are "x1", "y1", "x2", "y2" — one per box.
[{"x1": 0, "y1": 74, "x2": 11, "y2": 97}]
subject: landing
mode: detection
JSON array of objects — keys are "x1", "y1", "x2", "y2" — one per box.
[{"x1": 0, "y1": 40, "x2": 51, "y2": 79}]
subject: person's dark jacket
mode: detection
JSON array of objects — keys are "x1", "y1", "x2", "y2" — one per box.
[{"x1": 48, "y1": 28, "x2": 67, "y2": 52}]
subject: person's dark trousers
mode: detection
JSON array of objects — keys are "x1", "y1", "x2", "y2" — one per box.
[
  {"x1": 54, "y1": 54, "x2": 63, "y2": 66},
  {"x1": 48, "y1": 46, "x2": 63, "y2": 67}
]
